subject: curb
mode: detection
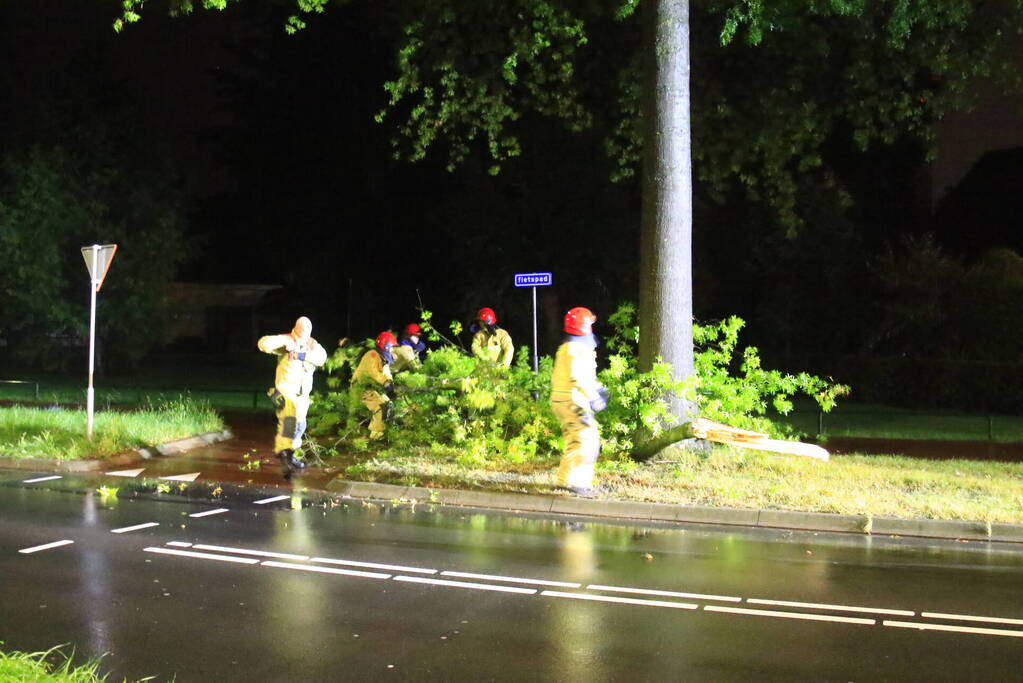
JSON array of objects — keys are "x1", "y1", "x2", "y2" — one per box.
[
  {"x1": 325, "y1": 478, "x2": 1023, "y2": 544},
  {"x1": 0, "y1": 429, "x2": 234, "y2": 473}
]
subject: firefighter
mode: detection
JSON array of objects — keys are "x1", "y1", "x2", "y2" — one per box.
[
  {"x1": 393, "y1": 323, "x2": 425, "y2": 372},
  {"x1": 470, "y1": 307, "x2": 514, "y2": 368},
  {"x1": 352, "y1": 331, "x2": 398, "y2": 439},
  {"x1": 551, "y1": 307, "x2": 608, "y2": 496},
  {"x1": 257, "y1": 316, "x2": 328, "y2": 479}
]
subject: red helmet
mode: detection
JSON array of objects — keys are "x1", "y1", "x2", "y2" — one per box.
[
  {"x1": 375, "y1": 331, "x2": 398, "y2": 351},
  {"x1": 403, "y1": 323, "x2": 423, "y2": 337},
  {"x1": 476, "y1": 307, "x2": 497, "y2": 325},
  {"x1": 564, "y1": 307, "x2": 597, "y2": 336}
]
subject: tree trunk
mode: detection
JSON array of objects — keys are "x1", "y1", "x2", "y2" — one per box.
[{"x1": 639, "y1": 0, "x2": 694, "y2": 420}]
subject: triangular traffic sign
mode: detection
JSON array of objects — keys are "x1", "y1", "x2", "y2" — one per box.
[{"x1": 80, "y1": 244, "x2": 118, "y2": 291}]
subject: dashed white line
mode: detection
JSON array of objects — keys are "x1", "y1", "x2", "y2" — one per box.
[
  {"x1": 253, "y1": 495, "x2": 291, "y2": 505},
  {"x1": 23, "y1": 475, "x2": 62, "y2": 484},
  {"x1": 188, "y1": 508, "x2": 230, "y2": 518},
  {"x1": 884, "y1": 620, "x2": 1023, "y2": 638},
  {"x1": 144, "y1": 547, "x2": 259, "y2": 564},
  {"x1": 442, "y1": 571, "x2": 579, "y2": 587},
  {"x1": 19, "y1": 540, "x2": 74, "y2": 554},
  {"x1": 747, "y1": 598, "x2": 914, "y2": 616},
  {"x1": 921, "y1": 612, "x2": 1023, "y2": 626},
  {"x1": 705, "y1": 605, "x2": 875, "y2": 625},
  {"x1": 394, "y1": 575, "x2": 537, "y2": 595},
  {"x1": 312, "y1": 557, "x2": 437, "y2": 575},
  {"x1": 192, "y1": 544, "x2": 308, "y2": 561},
  {"x1": 167, "y1": 541, "x2": 193, "y2": 548},
  {"x1": 588, "y1": 584, "x2": 741, "y2": 603},
  {"x1": 542, "y1": 590, "x2": 698, "y2": 609},
  {"x1": 261, "y1": 560, "x2": 390, "y2": 579},
  {"x1": 111, "y1": 522, "x2": 159, "y2": 534}
]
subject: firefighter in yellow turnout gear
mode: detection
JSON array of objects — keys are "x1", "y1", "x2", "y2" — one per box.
[
  {"x1": 471, "y1": 307, "x2": 514, "y2": 367},
  {"x1": 551, "y1": 307, "x2": 608, "y2": 496},
  {"x1": 352, "y1": 331, "x2": 398, "y2": 439},
  {"x1": 257, "y1": 316, "x2": 327, "y2": 478}
]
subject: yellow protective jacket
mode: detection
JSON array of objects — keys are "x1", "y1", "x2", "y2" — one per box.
[
  {"x1": 352, "y1": 349, "x2": 393, "y2": 389},
  {"x1": 257, "y1": 333, "x2": 327, "y2": 397},
  {"x1": 391, "y1": 344, "x2": 421, "y2": 373},
  {"x1": 550, "y1": 337, "x2": 602, "y2": 408},
  {"x1": 471, "y1": 327, "x2": 514, "y2": 367}
]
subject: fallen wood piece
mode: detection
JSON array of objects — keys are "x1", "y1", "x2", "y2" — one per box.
[{"x1": 629, "y1": 417, "x2": 829, "y2": 462}]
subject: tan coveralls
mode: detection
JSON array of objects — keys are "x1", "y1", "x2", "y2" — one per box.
[
  {"x1": 550, "y1": 338, "x2": 603, "y2": 489},
  {"x1": 257, "y1": 333, "x2": 327, "y2": 454},
  {"x1": 471, "y1": 327, "x2": 514, "y2": 367},
  {"x1": 352, "y1": 349, "x2": 393, "y2": 439}
]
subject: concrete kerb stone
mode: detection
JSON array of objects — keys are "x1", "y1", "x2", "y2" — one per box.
[
  {"x1": 0, "y1": 429, "x2": 233, "y2": 472},
  {"x1": 758, "y1": 509, "x2": 870, "y2": 534},
  {"x1": 870, "y1": 516, "x2": 992, "y2": 541},
  {"x1": 674, "y1": 505, "x2": 759, "y2": 527}
]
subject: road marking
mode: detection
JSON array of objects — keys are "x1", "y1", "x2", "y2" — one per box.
[
  {"x1": 588, "y1": 584, "x2": 741, "y2": 603},
  {"x1": 542, "y1": 590, "x2": 698, "y2": 609},
  {"x1": 111, "y1": 522, "x2": 159, "y2": 534},
  {"x1": 312, "y1": 557, "x2": 437, "y2": 575},
  {"x1": 159, "y1": 472, "x2": 201, "y2": 482},
  {"x1": 19, "y1": 540, "x2": 74, "y2": 554},
  {"x1": 253, "y1": 495, "x2": 291, "y2": 505},
  {"x1": 189, "y1": 508, "x2": 230, "y2": 518},
  {"x1": 23, "y1": 475, "x2": 62, "y2": 483},
  {"x1": 106, "y1": 468, "x2": 145, "y2": 478},
  {"x1": 884, "y1": 620, "x2": 1023, "y2": 638},
  {"x1": 921, "y1": 612, "x2": 1023, "y2": 626},
  {"x1": 747, "y1": 598, "x2": 914, "y2": 616},
  {"x1": 394, "y1": 575, "x2": 537, "y2": 595},
  {"x1": 167, "y1": 541, "x2": 193, "y2": 548},
  {"x1": 192, "y1": 544, "x2": 308, "y2": 561},
  {"x1": 261, "y1": 560, "x2": 390, "y2": 579},
  {"x1": 144, "y1": 547, "x2": 259, "y2": 564},
  {"x1": 705, "y1": 605, "x2": 874, "y2": 625},
  {"x1": 442, "y1": 571, "x2": 579, "y2": 588}
]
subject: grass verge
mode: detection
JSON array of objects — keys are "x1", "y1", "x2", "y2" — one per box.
[
  {"x1": 0, "y1": 643, "x2": 148, "y2": 682},
  {"x1": 344, "y1": 444, "x2": 1023, "y2": 525},
  {"x1": 0, "y1": 399, "x2": 224, "y2": 461}
]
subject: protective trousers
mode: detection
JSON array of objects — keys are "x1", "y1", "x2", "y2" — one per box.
[
  {"x1": 274, "y1": 390, "x2": 310, "y2": 453},
  {"x1": 360, "y1": 389, "x2": 390, "y2": 439},
  {"x1": 552, "y1": 400, "x2": 600, "y2": 489}
]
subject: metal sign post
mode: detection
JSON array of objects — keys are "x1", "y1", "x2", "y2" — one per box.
[
  {"x1": 81, "y1": 244, "x2": 118, "y2": 439},
  {"x1": 513, "y1": 272, "x2": 553, "y2": 372}
]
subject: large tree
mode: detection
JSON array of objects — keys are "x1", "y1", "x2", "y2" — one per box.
[{"x1": 117, "y1": 0, "x2": 1023, "y2": 416}]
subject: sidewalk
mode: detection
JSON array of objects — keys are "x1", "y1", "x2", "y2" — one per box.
[{"x1": 6, "y1": 411, "x2": 1023, "y2": 545}]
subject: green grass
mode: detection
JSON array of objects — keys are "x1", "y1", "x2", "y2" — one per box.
[
  {"x1": 0, "y1": 399, "x2": 224, "y2": 461},
  {"x1": 777, "y1": 403, "x2": 1023, "y2": 442},
  {"x1": 344, "y1": 444, "x2": 1023, "y2": 525},
  {"x1": 0, "y1": 643, "x2": 150, "y2": 682}
]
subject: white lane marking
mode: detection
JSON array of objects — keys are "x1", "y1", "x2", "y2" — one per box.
[
  {"x1": 921, "y1": 612, "x2": 1023, "y2": 626},
  {"x1": 192, "y1": 544, "x2": 308, "y2": 561},
  {"x1": 167, "y1": 541, "x2": 193, "y2": 548},
  {"x1": 884, "y1": 620, "x2": 1023, "y2": 638},
  {"x1": 442, "y1": 571, "x2": 579, "y2": 588},
  {"x1": 189, "y1": 508, "x2": 229, "y2": 518},
  {"x1": 159, "y1": 472, "x2": 201, "y2": 482},
  {"x1": 19, "y1": 540, "x2": 74, "y2": 554},
  {"x1": 394, "y1": 575, "x2": 537, "y2": 595},
  {"x1": 543, "y1": 590, "x2": 698, "y2": 610},
  {"x1": 111, "y1": 522, "x2": 160, "y2": 534},
  {"x1": 144, "y1": 547, "x2": 259, "y2": 564},
  {"x1": 261, "y1": 560, "x2": 390, "y2": 580},
  {"x1": 106, "y1": 468, "x2": 145, "y2": 478},
  {"x1": 253, "y1": 495, "x2": 291, "y2": 505},
  {"x1": 588, "y1": 584, "x2": 740, "y2": 603},
  {"x1": 23, "y1": 475, "x2": 62, "y2": 483},
  {"x1": 312, "y1": 557, "x2": 437, "y2": 575},
  {"x1": 747, "y1": 598, "x2": 914, "y2": 616},
  {"x1": 705, "y1": 605, "x2": 874, "y2": 625}
]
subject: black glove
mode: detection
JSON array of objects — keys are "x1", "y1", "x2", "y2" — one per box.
[
  {"x1": 266, "y1": 387, "x2": 286, "y2": 410},
  {"x1": 383, "y1": 382, "x2": 397, "y2": 400}
]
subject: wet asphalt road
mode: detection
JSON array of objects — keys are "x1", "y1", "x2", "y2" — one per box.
[{"x1": 1, "y1": 479, "x2": 1022, "y2": 682}]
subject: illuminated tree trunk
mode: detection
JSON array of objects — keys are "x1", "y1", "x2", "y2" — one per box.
[{"x1": 639, "y1": 0, "x2": 694, "y2": 419}]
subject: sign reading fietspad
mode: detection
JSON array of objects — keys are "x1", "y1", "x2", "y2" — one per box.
[{"x1": 514, "y1": 272, "x2": 553, "y2": 287}]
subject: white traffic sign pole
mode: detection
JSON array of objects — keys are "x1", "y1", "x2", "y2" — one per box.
[
  {"x1": 513, "y1": 272, "x2": 552, "y2": 373},
  {"x1": 86, "y1": 245, "x2": 98, "y2": 439},
  {"x1": 532, "y1": 286, "x2": 539, "y2": 373}
]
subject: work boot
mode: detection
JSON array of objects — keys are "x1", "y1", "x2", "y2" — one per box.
[
  {"x1": 287, "y1": 451, "x2": 307, "y2": 470},
  {"x1": 277, "y1": 450, "x2": 293, "y2": 480},
  {"x1": 555, "y1": 485, "x2": 600, "y2": 498}
]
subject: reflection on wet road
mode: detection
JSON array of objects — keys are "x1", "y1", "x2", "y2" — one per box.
[{"x1": 1, "y1": 479, "x2": 1022, "y2": 681}]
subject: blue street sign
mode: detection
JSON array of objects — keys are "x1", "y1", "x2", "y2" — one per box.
[{"x1": 514, "y1": 272, "x2": 553, "y2": 287}]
